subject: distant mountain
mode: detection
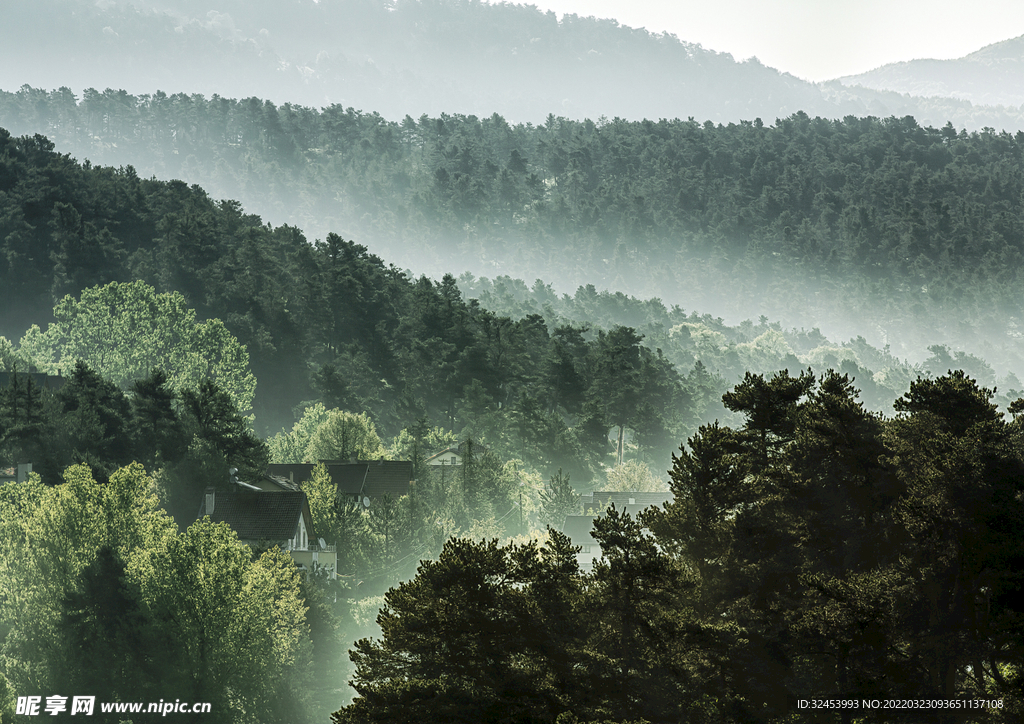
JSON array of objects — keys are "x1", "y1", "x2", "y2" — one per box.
[
  {"x1": 838, "y1": 35, "x2": 1024, "y2": 109},
  {"x1": 4, "y1": 0, "x2": 1024, "y2": 130}
]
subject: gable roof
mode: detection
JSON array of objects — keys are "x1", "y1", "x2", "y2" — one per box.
[
  {"x1": 358, "y1": 460, "x2": 414, "y2": 499},
  {"x1": 266, "y1": 461, "x2": 414, "y2": 501},
  {"x1": 425, "y1": 441, "x2": 489, "y2": 465},
  {"x1": 588, "y1": 491, "x2": 673, "y2": 512},
  {"x1": 254, "y1": 474, "x2": 301, "y2": 492},
  {"x1": 328, "y1": 463, "x2": 372, "y2": 494},
  {"x1": 267, "y1": 463, "x2": 316, "y2": 485},
  {"x1": 197, "y1": 490, "x2": 310, "y2": 541}
]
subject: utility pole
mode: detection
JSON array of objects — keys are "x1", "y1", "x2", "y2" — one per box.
[
  {"x1": 518, "y1": 463, "x2": 524, "y2": 534},
  {"x1": 519, "y1": 485, "x2": 523, "y2": 533}
]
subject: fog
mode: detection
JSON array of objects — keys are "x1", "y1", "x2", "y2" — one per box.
[
  {"x1": 5, "y1": 0, "x2": 1024, "y2": 131},
  {"x1": 3, "y1": 0, "x2": 1024, "y2": 388}
]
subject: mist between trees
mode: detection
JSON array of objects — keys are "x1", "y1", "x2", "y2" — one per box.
[
  {"x1": 1, "y1": 369, "x2": 1022, "y2": 723},
  {"x1": 1, "y1": 120, "x2": 1023, "y2": 721},
  {"x1": 3, "y1": 88, "x2": 1024, "y2": 379}
]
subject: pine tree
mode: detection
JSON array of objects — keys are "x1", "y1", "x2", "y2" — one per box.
[{"x1": 540, "y1": 468, "x2": 581, "y2": 529}]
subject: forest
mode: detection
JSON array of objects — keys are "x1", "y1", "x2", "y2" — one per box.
[
  {"x1": 337, "y1": 369, "x2": 1024, "y2": 723},
  {"x1": 3, "y1": 87, "x2": 1024, "y2": 376},
  {"x1": 2, "y1": 359, "x2": 1022, "y2": 722},
  {"x1": 1, "y1": 114, "x2": 1023, "y2": 720},
  {"x1": 1, "y1": 12, "x2": 1024, "y2": 717}
]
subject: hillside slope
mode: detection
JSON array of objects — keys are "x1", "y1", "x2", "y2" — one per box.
[
  {"x1": 838, "y1": 35, "x2": 1024, "y2": 108},
  {"x1": 4, "y1": 91, "x2": 1023, "y2": 378},
  {"x1": 4, "y1": 0, "x2": 1024, "y2": 131}
]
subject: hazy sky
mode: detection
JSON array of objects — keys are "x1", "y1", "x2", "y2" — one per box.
[{"x1": 529, "y1": 0, "x2": 1024, "y2": 81}]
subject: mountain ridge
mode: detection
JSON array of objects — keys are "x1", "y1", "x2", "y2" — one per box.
[
  {"x1": 4, "y1": 0, "x2": 1024, "y2": 131},
  {"x1": 838, "y1": 33, "x2": 1024, "y2": 108}
]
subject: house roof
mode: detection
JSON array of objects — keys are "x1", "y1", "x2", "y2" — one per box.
[
  {"x1": 197, "y1": 490, "x2": 309, "y2": 541},
  {"x1": 329, "y1": 463, "x2": 372, "y2": 494},
  {"x1": 0, "y1": 371, "x2": 66, "y2": 391},
  {"x1": 357, "y1": 460, "x2": 414, "y2": 499},
  {"x1": 267, "y1": 463, "x2": 316, "y2": 485},
  {"x1": 255, "y1": 474, "x2": 301, "y2": 492},
  {"x1": 266, "y1": 461, "x2": 414, "y2": 500},
  {"x1": 561, "y1": 515, "x2": 599, "y2": 544},
  {"x1": 589, "y1": 491, "x2": 673, "y2": 512},
  {"x1": 424, "y1": 447, "x2": 460, "y2": 464},
  {"x1": 425, "y1": 441, "x2": 489, "y2": 465}
]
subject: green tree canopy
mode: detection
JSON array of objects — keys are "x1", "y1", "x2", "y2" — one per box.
[
  {"x1": 602, "y1": 459, "x2": 667, "y2": 493},
  {"x1": 18, "y1": 280, "x2": 256, "y2": 413},
  {"x1": 306, "y1": 409, "x2": 386, "y2": 463},
  {"x1": 0, "y1": 461, "x2": 313, "y2": 722},
  {"x1": 268, "y1": 403, "x2": 333, "y2": 464},
  {"x1": 339, "y1": 369, "x2": 1024, "y2": 723}
]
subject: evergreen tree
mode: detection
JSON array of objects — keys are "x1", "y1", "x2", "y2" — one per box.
[
  {"x1": 44, "y1": 360, "x2": 133, "y2": 483},
  {"x1": 540, "y1": 468, "x2": 580, "y2": 529},
  {"x1": 130, "y1": 368, "x2": 186, "y2": 469}
]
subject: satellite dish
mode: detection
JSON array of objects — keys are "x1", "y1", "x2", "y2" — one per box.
[
  {"x1": 319, "y1": 538, "x2": 327, "y2": 549},
  {"x1": 362, "y1": 496, "x2": 371, "y2": 508}
]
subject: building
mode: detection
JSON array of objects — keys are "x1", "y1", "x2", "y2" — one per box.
[
  {"x1": 561, "y1": 515, "x2": 601, "y2": 570},
  {"x1": 425, "y1": 441, "x2": 489, "y2": 467},
  {"x1": 266, "y1": 460, "x2": 414, "y2": 508},
  {"x1": 561, "y1": 491, "x2": 672, "y2": 570},
  {"x1": 581, "y1": 490, "x2": 672, "y2": 514},
  {"x1": 0, "y1": 371, "x2": 66, "y2": 391},
  {"x1": 196, "y1": 488, "x2": 336, "y2": 578},
  {"x1": 0, "y1": 463, "x2": 33, "y2": 485},
  {"x1": 253, "y1": 473, "x2": 301, "y2": 492}
]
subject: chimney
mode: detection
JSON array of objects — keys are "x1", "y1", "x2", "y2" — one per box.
[{"x1": 206, "y1": 488, "x2": 216, "y2": 515}]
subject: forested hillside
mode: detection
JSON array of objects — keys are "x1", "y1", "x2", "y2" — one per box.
[
  {"x1": 4, "y1": 89, "x2": 1024, "y2": 378},
  {"x1": 8, "y1": 121, "x2": 1016, "y2": 468},
  {"x1": 3, "y1": 2, "x2": 1023, "y2": 720},
  {"x1": 0, "y1": 126, "x2": 699, "y2": 482}
]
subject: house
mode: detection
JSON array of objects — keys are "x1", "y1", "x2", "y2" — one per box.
[
  {"x1": 0, "y1": 371, "x2": 66, "y2": 391},
  {"x1": 196, "y1": 488, "x2": 336, "y2": 578},
  {"x1": 266, "y1": 460, "x2": 414, "y2": 508},
  {"x1": 424, "y1": 441, "x2": 489, "y2": 467},
  {"x1": 425, "y1": 447, "x2": 462, "y2": 467},
  {"x1": 582, "y1": 490, "x2": 672, "y2": 514},
  {"x1": 561, "y1": 491, "x2": 672, "y2": 570},
  {"x1": 561, "y1": 515, "x2": 601, "y2": 570},
  {"x1": 0, "y1": 463, "x2": 33, "y2": 485}
]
